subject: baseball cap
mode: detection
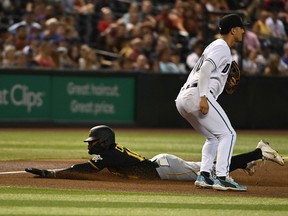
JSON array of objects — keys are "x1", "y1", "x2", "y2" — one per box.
[
  {"x1": 219, "y1": 14, "x2": 249, "y2": 34},
  {"x1": 22, "y1": 46, "x2": 33, "y2": 55}
]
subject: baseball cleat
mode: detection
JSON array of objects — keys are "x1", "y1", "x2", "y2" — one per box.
[
  {"x1": 194, "y1": 172, "x2": 215, "y2": 189},
  {"x1": 213, "y1": 176, "x2": 247, "y2": 191},
  {"x1": 244, "y1": 161, "x2": 257, "y2": 176},
  {"x1": 256, "y1": 140, "x2": 285, "y2": 166}
]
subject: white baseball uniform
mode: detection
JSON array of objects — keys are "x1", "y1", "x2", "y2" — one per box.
[
  {"x1": 175, "y1": 38, "x2": 235, "y2": 177},
  {"x1": 151, "y1": 153, "x2": 200, "y2": 181}
]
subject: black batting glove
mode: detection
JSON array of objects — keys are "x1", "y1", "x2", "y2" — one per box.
[{"x1": 25, "y1": 168, "x2": 55, "y2": 178}]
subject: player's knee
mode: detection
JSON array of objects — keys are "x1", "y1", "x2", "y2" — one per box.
[
  {"x1": 222, "y1": 130, "x2": 236, "y2": 142},
  {"x1": 150, "y1": 153, "x2": 168, "y2": 161}
]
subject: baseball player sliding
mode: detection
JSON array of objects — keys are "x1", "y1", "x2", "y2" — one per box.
[
  {"x1": 175, "y1": 13, "x2": 250, "y2": 191},
  {"x1": 26, "y1": 125, "x2": 284, "y2": 184}
]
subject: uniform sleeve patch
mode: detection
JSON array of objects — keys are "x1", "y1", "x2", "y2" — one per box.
[{"x1": 91, "y1": 155, "x2": 103, "y2": 163}]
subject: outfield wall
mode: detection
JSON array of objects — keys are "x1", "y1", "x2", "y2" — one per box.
[{"x1": 0, "y1": 69, "x2": 287, "y2": 129}]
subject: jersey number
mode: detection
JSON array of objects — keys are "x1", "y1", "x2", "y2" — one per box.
[{"x1": 194, "y1": 56, "x2": 231, "y2": 74}]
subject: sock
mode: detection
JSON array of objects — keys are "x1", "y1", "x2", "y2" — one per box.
[{"x1": 229, "y1": 148, "x2": 262, "y2": 172}]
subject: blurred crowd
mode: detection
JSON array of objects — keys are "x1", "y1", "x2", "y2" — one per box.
[{"x1": 0, "y1": 0, "x2": 287, "y2": 76}]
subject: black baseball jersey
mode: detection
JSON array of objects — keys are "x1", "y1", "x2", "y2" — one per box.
[{"x1": 88, "y1": 143, "x2": 160, "y2": 179}]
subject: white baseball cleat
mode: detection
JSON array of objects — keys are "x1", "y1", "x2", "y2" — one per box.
[{"x1": 257, "y1": 140, "x2": 285, "y2": 166}]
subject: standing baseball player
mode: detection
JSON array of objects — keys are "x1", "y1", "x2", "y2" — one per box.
[
  {"x1": 25, "y1": 125, "x2": 284, "y2": 182},
  {"x1": 175, "y1": 14, "x2": 249, "y2": 191}
]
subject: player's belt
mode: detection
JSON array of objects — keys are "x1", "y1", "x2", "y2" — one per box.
[
  {"x1": 181, "y1": 83, "x2": 216, "y2": 98},
  {"x1": 181, "y1": 83, "x2": 197, "y2": 91}
]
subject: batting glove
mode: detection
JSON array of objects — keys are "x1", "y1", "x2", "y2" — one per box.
[{"x1": 25, "y1": 168, "x2": 56, "y2": 178}]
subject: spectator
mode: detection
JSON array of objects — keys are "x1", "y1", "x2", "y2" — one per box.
[
  {"x1": 61, "y1": 0, "x2": 75, "y2": 15},
  {"x1": 138, "y1": 0, "x2": 156, "y2": 22},
  {"x1": 114, "y1": 22, "x2": 130, "y2": 52},
  {"x1": 182, "y1": 2, "x2": 199, "y2": 39},
  {"x1": 11, "y1": 24, "x2": 28, "y2": 51},
  {"x1": 73, "y1": 0, "x2": 95, "y2": 43},
  {"x1": 170, "y1": 50, "x2": 187, "y2": 73},
  {"x1": 87, "y1": 48, "x2": 100, "y2": 70},
  {"x1": 120, "y1": 37, "x2": 143, "y2": 62},
  {"x1": 265, "y1": 8, "x2": 287, "y2": 53},
  {"x1": 119, "y1": 1, "x2": 139, "y2": 28},
  {"x1": 57, "y1": 46, "x2": 75, "y2": 69},
  {"x1": 97, "y1": 7, "x2": 116, "y2": 37},
  {"x1": 2, "y1": 44, "x2": 16, "y2": 67},
  {"x1": 59, "y1": 15, "x2": 80, "y2": 44},
  {"x1": 8, "y1": 10, "x2": 42, "y2": 40},
  {"x1": 142, "y1": 31, "x2": 156, "y2": 66},
  {"x1": 40, "y1": 18, "x2": 64, "y2": 43},
  {"x1": 0, "y1": 27, "x2": 12, "y2": 48},
  {"x1": 96, "y1": 7, "x2": 119, "y2": 50},
  {"x1": 255, "y1": 42, "x2": 273, "y2": 74},
  {"x1": 279, "y1": 42, "x2": 288, "y2": 75},
  {"x1": 133, "y1": 54, "x2": 150, "y2": 72},
  {"x1": 242, "y1": 45, "x2": 259, "y2": 76},
  {"x1": 128, "y1": 22, "x2": 143, "y2": 39},
  {"x1": 155, "y1": 3, "x2": 174, "y2": 36},
  {"x1": 22, "y1": 45, "x2": 40, "y2": 68},
  {"x1": 78, "y1": 44, "x2": 91, "y2": 69},
  {"x1": 43, "y1": 4, "x2": 56, "y2": 21},
  {"x1": 122, "y1": 10, "x2": 140, "y2": 32},
  {"x1": 130, "y1": 37, "x2": 144, "y2": 60},
  {"x1": 263, "y1": 53, "x2": 282, "y2": 76},
  {"x1": 280, "y1": 42, "x2": 288, "y2": 66},
  {"x1": 78, "y1": 44, "x2": 100, "y2": 70},
  {"x1": 34, "y1": 41, "x2": 56, "y2": 68},
  {"x1": 244, "y1": 29, "x2": 261, "y2": 52},
  {"x1": 150, "y1": 35, "x2": 169, "y2": 60},
  {"x1": 67, "y1": 43, "x2": 80, "y2": 68},
  {"x1": 204, "y1": 0, "x2": 229, "y2": 38},
  {"x1": 205, "y1": 0, "x2": 229, "y2": 12},
  {"x1": 138, "y1": 0, "x2": 156, "y2": 29},
  {"x1": 117, "y1": 57, "x2": 134, "y2": 71},
  {"x1": 184, "y1": 2, "x2": 204, "y2": 43},
  {"x1": 158, "y1": 47, "x2": 180, "y2": 73},
  {"x1": 168, "y1": 0, "x2": 189, "y2": 37},
  {"x1": 186, "y1": 40, "x2": 204, "y2": 71},
  {"x1": 14, "y1": 50, "x2": 27, "y2": 68},
  {"x1": 0, "y1": 0, "x2": 287, "y2": 74},
  {"x1": 252, "y1": 10, "x2": 271, "y2": 47},
  {"x1": 33, "y1": 0, "x2": 47, "y2": 25}
]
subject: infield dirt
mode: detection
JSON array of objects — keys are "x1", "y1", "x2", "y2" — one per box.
[{"x1": 0, "y1": 159, "x2": 287, "y2": 198}]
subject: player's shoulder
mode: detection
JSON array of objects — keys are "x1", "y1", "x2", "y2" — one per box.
[
  {"x1": 205, "y1": 39, "x2": 229, "y2": 54},
  {"x1": 210, "y1": 38, "x2": 228, "y2": 47}
]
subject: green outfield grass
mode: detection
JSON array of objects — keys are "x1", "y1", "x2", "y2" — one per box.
[
  {"x1": 0, "y1": 129, "x2": 287, "y2": 216},
  {"x1": 0, "y1": 129, "x2": 287, "y2": 161},
  {"x1": 0, "y1": 187, "x2": 288, "y2": 216}
]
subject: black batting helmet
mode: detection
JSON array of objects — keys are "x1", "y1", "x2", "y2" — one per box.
[{"x1": 84, "y1": 125, "x2": 115, "y2": 154}]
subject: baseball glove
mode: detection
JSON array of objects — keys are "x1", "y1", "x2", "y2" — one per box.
[
  {"x1": 25, "y1": 168, "x2": 55, "y2": 178},
  {"x1": 225, "y1": 61, "x2": 241, "y2": 94}
]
